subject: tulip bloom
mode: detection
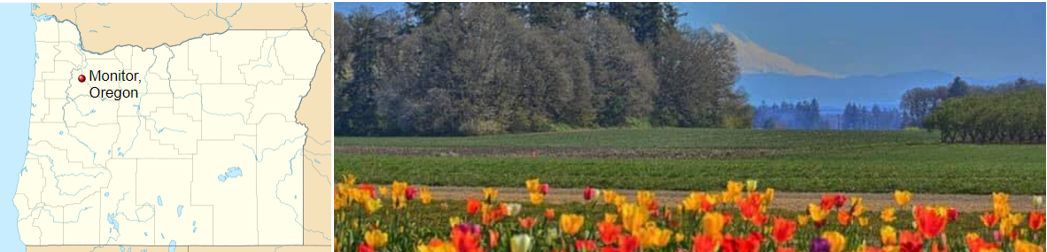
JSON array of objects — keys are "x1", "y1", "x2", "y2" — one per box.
[
  {"x1": 894, "y1": 190, "x2": 912, "y2": 207},
  {"x1": 405, "y1": 186, "x2": 417, "y2": 200},
  {"x1": 364, "y1": 229, "x2": 388, "y2": 248},
  {"x1": 899, "y1": 231, "x2": 923, "y2": 252},
  {"x1": 992, "y1": 192, "x2": 1010, "y2": 218},
  {"x1": 583, "y1": 186, "x2": 596, "y2": 201},
  {"x1": 526, "y1": 179, "x2": 540, "y2": 193},
  {"x1": 914, "y1": 205, "x2": 949, "y2": 238},
  {"x1": 880, "y1": 207, "x2": 897, "y2": 223},
  {"x1": 598, "y1": 221, "x2": 622, "y2": 244},
  {"x1": 560, "y1": 214, "x2": 585, "y2": 235},
  {"x1": 1028, "y1": 211, "x2": 1045, "y2": 230},
  {"x1": 544, "y1": 208, "x2": 556, "y2": 220},
  {"x1": 529, "y1": 192, "x2": 545, "y2": 206},
  {"x1": 483, "y1": 187, "x2": 498, "y2": 201},
  {"x1": 466, "y1": 198, "x2": 482, "y2": 216},
  {"x1": 809, "y1": 237, "x2": 831, "y2": 252},
  {"x1": 420, "y1": 186, "x2": 432, "y2": 204},
  {"x1": 1014, "y1": 239, "x2": 1044, "y2": 252},
  {"x1": 575, "y1": 239, "x2": 597, "y2": 252},
  {"x1": 965, "y1": 233, "x2": 998, "y2": 252},
  {"x1": 518, "y1": 217, "x2": 537, "y2": 229},
  {"x1": 451, "y1": 224, "x2": 484, "y2": 252},
  {"x1": 702, "y1": 212, "x2": 726, "y2": 240},
  {"x1": 880, "y1": 225, "x2": 897, "y2": 245},
  {"x1": 510, "y1": 234, "x2": 533, "y2": 252},
  {"x1": 693, "y1": 234, "x2": 719, "y2": 252},
  {"x1": 808, "y1": 204, "x2": 829, "y2": 227},
  {"x1": 772, "y1": 217, "x2": 797, "y2": 244},
  {"x1": 821, "y1": 231, "x2": 846, "y2": 252},
  {"x1": 980, "y1": 212, "x2": 998, "y2": 228}
]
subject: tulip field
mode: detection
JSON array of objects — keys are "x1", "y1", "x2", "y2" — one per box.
[
  {"x1": 334, "y1": 129, "x2": 1045, "y2": 252},
  {"x1": 334, "y1": 177, "x2": 1045, "y2": 252}
]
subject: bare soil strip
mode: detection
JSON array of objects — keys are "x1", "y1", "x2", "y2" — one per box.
[
  {"x1": 427, "y1": 186, "x2": 1038, "y2": 213},
  {"x1": 336, "y1": 146, "x2": 790, "y2": 159}
]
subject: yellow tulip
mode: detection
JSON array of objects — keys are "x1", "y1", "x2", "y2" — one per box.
[
  {"x1": 364, "y1": 229, "x2": 388, "y2": 248},
  {"x1": 1014, "y1": 239, "x2": 1044, "y2": 252},
  {"x1": 682, "y1": 192, "x2": 703, "y2": 212},
  {"x1": 378, "y1": 186, "x2": 390, "y2": 198},
  {"x1": 363, "y1": 198, "x2": 382, "y2": 214},
  {"x1": 483, "y1": 187, "x2": 498, "y2": 201},
  {"x1": 724, "y1": 181, "x2": 743, "y2": 203},
  {"x1": 762, "y1": 188, "x2": 775, "y2": 205},
  {"x1": 637, "y1": 190, "x2": 656, "y2": 208},
  {"x1": 993, "y1": 192, "x2": 1011, "y2": 218},
  {"x1": 560, "y1": 214, "x2": 585, "y2": 235},
  {"x1": 880, "y1": 207, "x2": 897, "y2": 223},
  {"x1": 636, "y1": 222, "x2": 672, "y2": 248},
  {"x1": 745, "y1": 179, "x2": 758, "y2": 192},
  {"x1": 894, "y1": 190, "x2": 912, "y2": 207},
  {"x1": 851, "y1": 197, "x2": 866, "y2": 217},
  {"x1": 858, "y1": 217, "x2": 869, "y2": 227},
  {"x1": 620, "y1": 203, "x2": 649, "y2": 232},
  {"x1": 702, "y1": 211, "x2": 726, "y2": 240},
  {"x1": 809, "y1": 203, "x2": 829, "y2": 224},
  {"x1": 603, "y1": 190, "x2": 619, "y2": 204},
  {"x1": 604, "y1": 213, "x2": 618, "y2": 224},
  {"x1": 449, "y1": 216, "x2": 460, "y2": 227},
  {"x1": 420, "y1": 186, "x2": 432, "y2": 204},
  {"x1": 511, "y1": 234, "x2": 534, "y2": 252},
  {"x1": 881, "y1": 225, "x2": 897, "y2": 245},
  {"x1": 797, "y1": 214, "x2": 810, "y2": 227},
  {"x1": 392, "y1": 181, "x2": 407, "y2": 198},
  {"x1": 526, "y1": 179, "x2": 540, "y2": 193},
  {"x1": 822, "y1": 231, "x2": 846, "y2": 252},
  {"x1": 418, "y1": 238, "x2": 457, "y2": 252},
  {"x1": 529, "y1": 192, "x2": 545, "y2": 205}
]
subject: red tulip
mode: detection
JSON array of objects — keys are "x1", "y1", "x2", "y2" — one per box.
[
  {"x1": 1029, "y1": 211, "x2": 1046, "y2": 230},
  {"x1": 576, "y1": 239, "x2": 597, "y2": 252},
  {"x1": 358, "y1": 243, "x2": 375, "y2": 252},
  {"x1": 405, "y1": 186, "x2": 417, "y2": 200},
  {"x1": 692, "y1": 234, "x2": 718, "y2": 252},
  {"x1": 899, "y1": 231, "x2": 923, "y2": 252},
  {"x1": 914, "y1": 206, "x2": 948, "y2": 238},
  {"x1": 584, "y1": 186, "x2": 596, "y2": 201},
  {"x1": 598, "y1": 222, "x2": 622, "y2": 244},
  {"x1": 771, "y1": 217, "x2": 797, "y2": 244},
  {"x1": 539, "y1": 183, "x2": 550, "y2": 194}
]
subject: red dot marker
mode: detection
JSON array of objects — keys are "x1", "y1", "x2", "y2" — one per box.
[{"x1": 78, "y1": 74, "x2": 86, "y2": 83}]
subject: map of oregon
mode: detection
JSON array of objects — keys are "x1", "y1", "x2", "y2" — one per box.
[{"x1": 18, "y1": 3, "x2": 332, "y2": 252}]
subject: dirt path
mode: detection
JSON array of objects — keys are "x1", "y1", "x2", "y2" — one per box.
[
  {"x1": 337, "y1": 146, "x2": 791, "y2": 159},
  {"x1": 427, "y1": 186, "x2": 1040, "y2": 213}
]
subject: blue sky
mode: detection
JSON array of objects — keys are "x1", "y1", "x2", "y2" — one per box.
[{"x1": 336, "y1": 2, "x2": 1046, "y2": 80}]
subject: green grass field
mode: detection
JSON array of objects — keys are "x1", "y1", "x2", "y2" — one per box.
[{"x1": 335, "y1": 129, "x2": 1044, "y2": 195}]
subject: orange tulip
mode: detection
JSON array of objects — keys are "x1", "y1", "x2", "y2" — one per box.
[
  {"x1": 466, "y1": 198, "x2": 482, "y2": 216},
  {"x1": 598, "y1": 221, "x2": 622, "y2": 244}
]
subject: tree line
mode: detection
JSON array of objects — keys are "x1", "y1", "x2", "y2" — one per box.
[
  {"x1": 902, "y1": 77, "x2": 1044, "y2": 143},
  {"x1": 753, "y1": 100, "x2": 823, "y2": 130},
  {"x1": 334, "y1": 3, "x2": 749, "y2": 136},
  {"x1": 840, "y1": 103, "x2": 904, "y2": 131},
  {"x1": 753, "y1": 100, "x2": 904, "y2": 131}
]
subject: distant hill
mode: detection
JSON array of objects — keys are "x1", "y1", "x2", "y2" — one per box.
[{"x1": 737, "y1": 70, "x2": 1044, "y2": 112}]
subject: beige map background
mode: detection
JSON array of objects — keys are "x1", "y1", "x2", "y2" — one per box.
[{"x1": 29, "y1": 3, "x2": 332, "y2": 252}]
